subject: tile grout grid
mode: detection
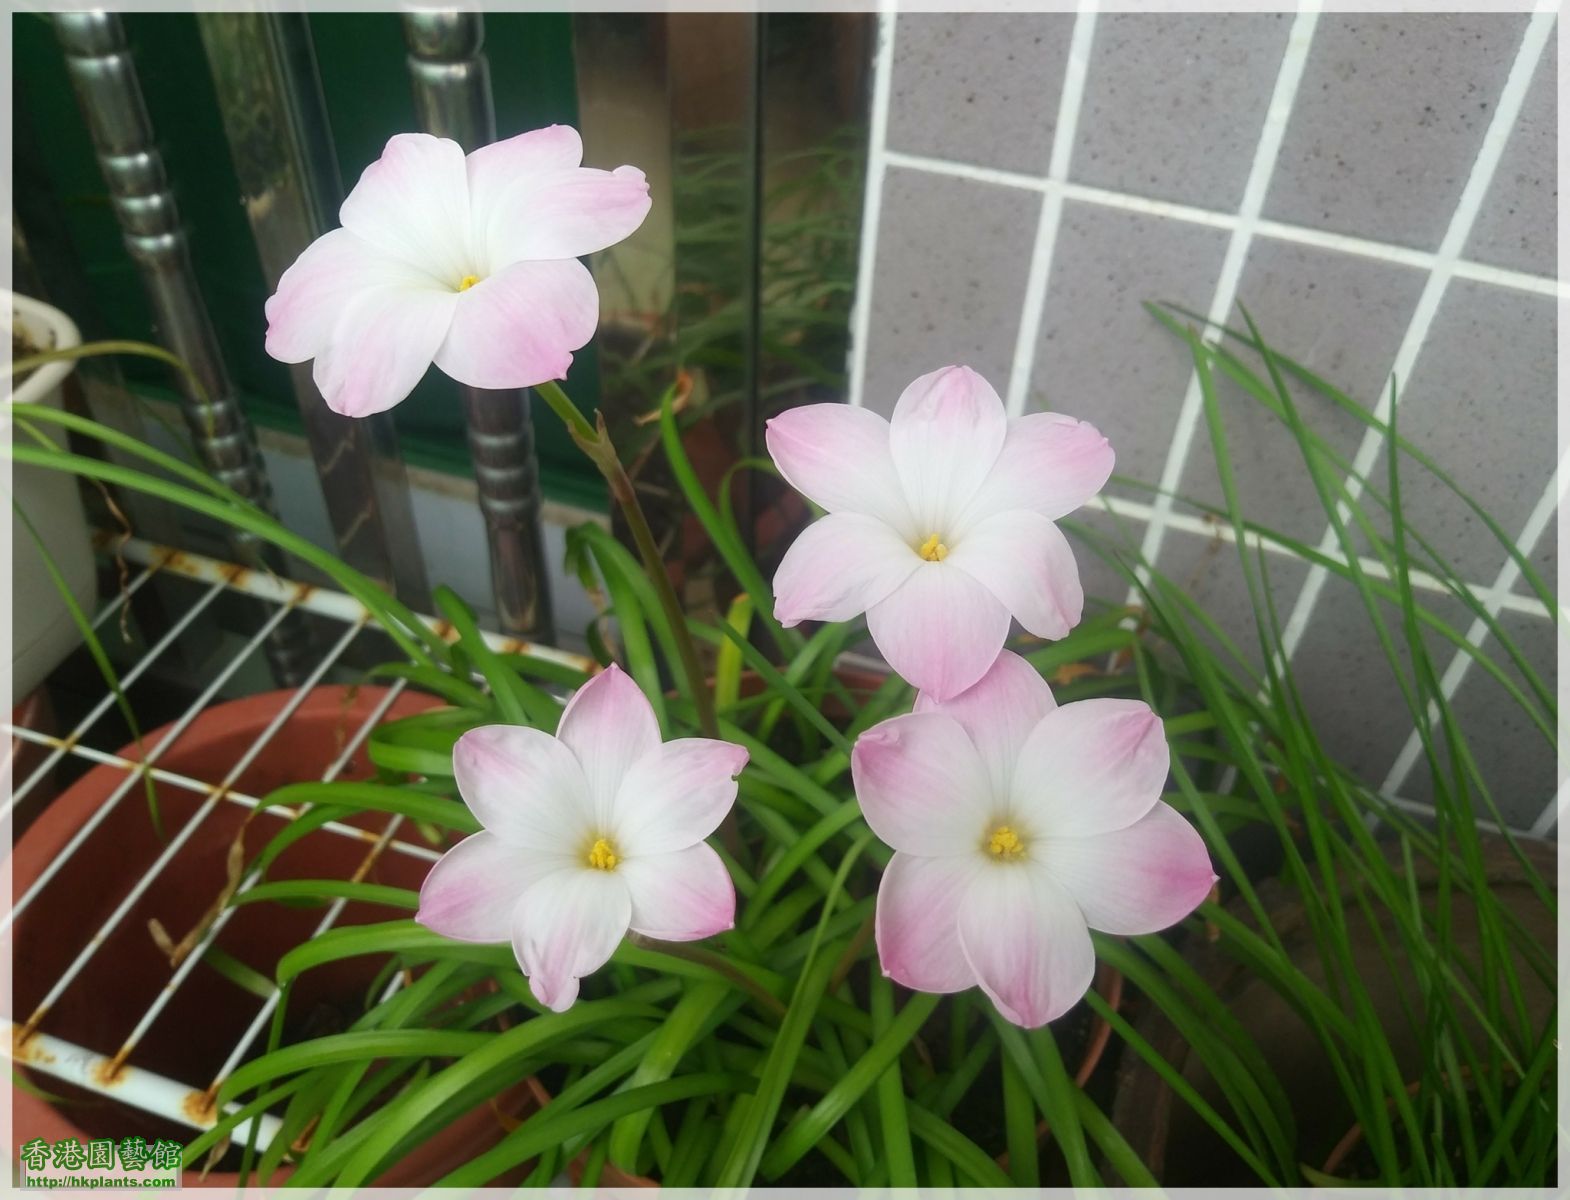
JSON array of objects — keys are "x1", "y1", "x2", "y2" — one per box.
[
  {"x1": 3, "y1": 537, "x2": 593, "y2": 1156},
  {"x1": 1275, "y1": 5, "x2": 1561, "y2": 666},
  {"x1": 1133, "y1": 1, "x2": 1321, "y2": 591},
  {"x1": 847, "y1": 2, "x2": 1560, "y2": 832},
  {"x1": 845, "y1": 0, "x2": 899, "y2": 424},
  {"x1": 1002, "y1": 0, "x2": 1098, "y2": 419}
]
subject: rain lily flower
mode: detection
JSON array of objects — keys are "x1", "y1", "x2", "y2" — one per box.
[
  {"x1": 416, "y1": 665, "x2": 746, "y2": 1012},
  {"x1": 266, "y1": 126, "x2": 649, "y2": 417},
  {"x1": 853, "y1": 651, "x2": 1215, "y2": 1027},
  {"x1": 767, "y1": 365, "x2": 1113, "y2": 700}
]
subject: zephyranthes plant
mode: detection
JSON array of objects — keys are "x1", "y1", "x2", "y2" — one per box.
[
  {"x1": 266, "y1": 128, "x2": 1213, "y2": 1032},
  {"x1": 4, "y1": 124, "x2": 1553, "y2": 1188}
]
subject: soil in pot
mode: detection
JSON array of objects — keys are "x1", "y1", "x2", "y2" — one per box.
[
  {"x1": 7, "y1": 684, "x2": 543, "y2": 1187},
  {"x1": 1109, "y1": 833, "x2": 1556, "y2": 1185}
]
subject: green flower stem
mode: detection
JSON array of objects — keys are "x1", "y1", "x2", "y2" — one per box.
[{"x1": 534, "y1": 380, "x2": 718, "y2": 740}]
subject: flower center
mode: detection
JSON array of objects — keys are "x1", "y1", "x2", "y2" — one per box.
[
  {"x1": 985, "y1": 824, "x2": 1026, "y2": 860},
  {"x1": 917, "y1": 532, "x2": 949, "y2": 562},
  {"x1": 457, "y1": 273, "x2": 482, "y2": 292},
  {"x1": 586, "y1": 837, "x2": 620, "y2": 871}
]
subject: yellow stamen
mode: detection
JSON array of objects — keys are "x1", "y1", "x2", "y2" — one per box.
[
  {"x1": 918, "y1": 532, "x2": 949, "y2": 562},
  {"x1": 586, "y1": 837, "x2": 620, "y2": 871},
  {"x1": 457, "y1": 273, "x2": 481, "y2": 292},
  {"x1": 986, "y1": 825, "x2": 1026, "y2": 859}
]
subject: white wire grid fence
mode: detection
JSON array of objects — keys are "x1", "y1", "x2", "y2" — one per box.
[
  {"x1": 847, "y1": 2, "x2": 1562, "y2": 835},
  {"x1": 4, "y1": 537, "x2": 592, "y2": 1159}
]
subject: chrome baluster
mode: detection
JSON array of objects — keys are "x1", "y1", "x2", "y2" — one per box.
[
  {"x1": 198, "y1": 10, "x2": 431, "y2": 609},
  {"x1": 53, "y1": 11, "x2": 312, "y2": 682},
  {"x1": 401, "y1": 9, "x2": 554, "y2": 640}
]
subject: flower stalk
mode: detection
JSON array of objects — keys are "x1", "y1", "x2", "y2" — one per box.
[{"x1": 535, "y1": 379, "x2": 720, "y2": 740}]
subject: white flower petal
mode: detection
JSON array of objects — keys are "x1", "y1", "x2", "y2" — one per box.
[
  {"x1": 1040, "y1": 802, "x2": 1216, "y2": 935},
  {"x1": 866, "y1": 563, "x2": 1012, "y2": 701},
  {"x1": 557, "y1": 665, "x2": 663, "y2": 828},
  {"x1": 466, "y1": 126, "x2": 584, "y2": 215},
  {"x1": 947, "y1": 510, "x2": 1083, "y2": 641},
  {"x1": 620, "y1": 843, "x2": 735, "y2": 941},
  {"x1": 264, "y1": 228, "x2": 432, "y2": 364},
  {"x1": 875, "y1": 851, "x2": 981, "y2": 993},
  {"x1": 851, "y1": 711, "x2": 994, "y2": 855},
  {"x1": 452, "y1": 724, "x2": 594, "y2": 851},
  {"x1": 478, "y1": 165, "x2": 652, "y2": 266},
  {"x1": 765, "y1": 403, "x2": 914, "y2": 534},
  {"x1": 467, "y1": 126, "x2": 649, "y2": 266},
  {"x1": 511, "y1": 868, "x2": 631, "y2": 1013},
  {"x1": 888, "y1": 366, "x2": 1007, "y2": 533},
  {"x1": 416, "y1": 833, "x2": 573, "y2": 942},
  {"x1": 958, "y1": 412, "x2": 1114, "y2": 527},
  {"x1": 434, "y1": 258, "x2": 599, "y2": 390},
  {"x1": 916, "y1": 650, "x2": 1056, "y2": 802},
  {"x1": 611, "y1": 738, "x2": 747, "y2": 855},
  {"x1": 339, "y1": 132, "x2": 472, "y2": 282},
  {"x1": 772, "y1": 512, "x2": 921, "y2": 627},
  {"x1": 1011, "y1": 699, "x2": 1169, "y2": 837},
  {"x1": 310, "y1": 284, "x2": 458, "y2": 418},
  {"x1": 957, "y1": 862, "x2": 1095, "y2": 1028}
]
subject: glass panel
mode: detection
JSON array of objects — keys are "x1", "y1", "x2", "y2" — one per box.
[{"x1": 573, "y1": 12, "x2": 873, "y2": 621}]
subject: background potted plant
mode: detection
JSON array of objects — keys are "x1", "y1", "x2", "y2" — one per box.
[{"x1": 8, "y1": 291, "x2": 96, "y2": 702}]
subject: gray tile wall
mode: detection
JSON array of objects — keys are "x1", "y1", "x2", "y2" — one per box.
[{"x1": 854, "y1": 9, "x2": 1558, "y2": 833}]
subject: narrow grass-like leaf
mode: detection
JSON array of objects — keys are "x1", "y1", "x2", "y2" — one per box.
[
  {"x1": 760, "y1": 990, "x2": 939, "y2": 1178},
  {"x1": 713, "y1": 832, "x2": 872, "y2": 1187}
]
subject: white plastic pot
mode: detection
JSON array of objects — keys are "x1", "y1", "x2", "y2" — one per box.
[{"x1": 8, "y1": 292, "x2": 97, "y2": 704}]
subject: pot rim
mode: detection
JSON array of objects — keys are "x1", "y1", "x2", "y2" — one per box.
[{"x1": 7, "y1": 292, "x2": 82, "y2": 407}]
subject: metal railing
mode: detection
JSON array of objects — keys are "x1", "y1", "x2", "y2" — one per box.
[
  {"x1": 9, "y1": 7, "x2": 870, "y2": 1154},
  {"x1": 50, "y1": 10, "x2": 549, "y2": 650},
  {"x1": 3, "y1": 536, "x2": 592, "y2": 1153}
]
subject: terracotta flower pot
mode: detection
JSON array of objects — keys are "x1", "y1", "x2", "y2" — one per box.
[
  {"x1": 7, "y1": 685, "x2": 57, "y2": 835},
  {"x1": 7, "y1": 684, "x2": 547, "y2": 1187}
]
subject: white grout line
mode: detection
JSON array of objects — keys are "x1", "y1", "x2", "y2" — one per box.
[
  {"x1": 1129, "y1": 5, "x2": 1319, "y2": 597},
  {"x1": 1381, "y1": 788, "x2": 1535, "y2": 842},
  {"x1": 877, "y1": 154, "x2": 1564, "y2": 301},
  {"x1": 846, "y1": 0, "x2": 898, "y2": 410},
  {"x1": 1083, "y1": 492, "x2": 1550, "y2": 619},
  {"x1": 1003, "y1": 1, "x2": 1098, "y2": 417},
  {"x1": 1380, "y1": 457, "x2": 1562, "y2": 800},
  {"x1": 1529, "y1": 776, "x2": 1567, "y2": 840},
  {"x1": 1275, "y1": 9, "x2": 1558, "y2": 664}
]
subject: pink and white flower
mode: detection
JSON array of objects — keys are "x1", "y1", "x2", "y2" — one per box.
[
  {"x1": 266, "y1": 126, "x2": 649, "y2": 417},
  {"x1": 416, "y1": 664, "x2": 745, "y2": 1012},
  {"x1": 767, "y1": 365, "x2": 1113, "y2": 700},
  {"x1": 852, "y1": 651, "x2": 1215, "y2": 1028}
]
